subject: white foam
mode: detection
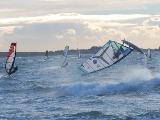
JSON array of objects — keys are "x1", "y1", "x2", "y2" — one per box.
[
  {"x1": 0, "y1": 73, "x2": 6, "y2": 79},
  {"x1": 120, "y1": 65, "x2": 154, "y2": 82},
  {"x1": 57, "y1": 66, "x2": 160, "y2": 96},
  {"x1": 41, "y1": 66, "x2": 60, "y2": 71}
]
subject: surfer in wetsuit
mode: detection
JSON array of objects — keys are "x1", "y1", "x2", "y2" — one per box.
[
  {"x1": 5, "y1": 42, "x2": 18, "y2": 75},
  {"x1": 8, "y1": 66, "x2": 18, "y2": 75},
  {"x1": 45, "y1": 50, "x2": 49, "y2": 58},
  {"x1": 113, "y1": 45, "x2": 124, "y2": 59}
]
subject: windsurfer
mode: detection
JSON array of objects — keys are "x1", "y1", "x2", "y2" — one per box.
[
  {"x1": 9, "y1": 66, "x2": 18, "y2": 75},
  {"x1": 5, "y1": 42, "x2": 18, "y2": 75},
  {"x1": 45, "y1": 50, "x2": 49, "y2": 57},
  {"x1": 113, "y1": 46, "x2": 124, "y2": 59},
  {"x1": 61, "y1": 45, "x2": 69, "y2": 67}
]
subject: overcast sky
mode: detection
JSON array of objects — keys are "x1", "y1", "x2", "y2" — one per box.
[{"x1": 0, "y1": 0, "x2": 160, "y2": 51}]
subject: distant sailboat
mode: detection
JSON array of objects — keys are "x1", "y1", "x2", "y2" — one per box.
[
  {"x1": 5, "y1": 43, "x2": 18, "y2": 75},
  {"x1": 61, "y1": 46, "x2": 69, "y2": 67}
]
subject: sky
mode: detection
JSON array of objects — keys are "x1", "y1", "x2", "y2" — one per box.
[{"x1": 0, "y1": 0, "x2": 160, "y2": 52}]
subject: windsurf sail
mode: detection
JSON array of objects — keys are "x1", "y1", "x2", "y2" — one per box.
[
  {"x1": 5, "y1": 43, "x2": 18, "y2": 75},
  {"x1": 147, "y1": 48, "x2": 151, "y2": 58},
  {"x1": 45, "y1": 50, "x2": 49, "y2": 58},
  {"x1": 78, "y1": 49, "x2": 81, "y2": 59},
  {"x1": 61, "y1": 46, "x2": 69, "y2": 67},
  {"x1": 80, "y1": 40, "x2": 133, "y2": 74},
  {"x1": 122, "y1": 39, "x2": 145, "y2": 54}
]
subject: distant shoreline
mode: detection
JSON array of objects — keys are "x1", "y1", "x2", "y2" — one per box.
[
  {"x1": 0, "y1": 46, "x2": 159, "y2": 57},
  {"x1": 0, "y1": 46, "x2": 101, "y2": 57}
]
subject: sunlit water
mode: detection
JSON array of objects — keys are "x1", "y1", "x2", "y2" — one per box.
[{"x1": 0, "y1": 51, "x2": 160, "y2": 120}]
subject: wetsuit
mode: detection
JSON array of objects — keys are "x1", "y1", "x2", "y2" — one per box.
[
  {"x1": 113, "y1": 46, "x2": 124, "y2": 59},
  {"x1": 9, "y1": 66, "x2": 18, "y2": 75}
]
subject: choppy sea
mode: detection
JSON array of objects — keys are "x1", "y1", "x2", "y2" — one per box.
[{"x1": 0, "y1": 51, "x2": 160, "y2": 120}]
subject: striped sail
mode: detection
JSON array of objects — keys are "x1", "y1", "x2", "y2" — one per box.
[{"x1": 5, "y1": 43, "x2": 17, "y2": 74}]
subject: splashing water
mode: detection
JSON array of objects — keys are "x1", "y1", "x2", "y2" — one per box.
[{"x1": 0, "y1": 52, "x2": 160, "y2": 120}]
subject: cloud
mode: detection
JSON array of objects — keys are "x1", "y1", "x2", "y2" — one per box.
[
  {"x1": 0, "y1": 8, "x2": 18, "y2": 12},
  {"x1": 0, "y1": 13, "x2": 159, "y2": 51},
  {"x1": 40, "y1": 0, "x2": 160, "y2": 14},
  {"x1": 0, "y1": 0, "x2": 159, "y2": 51},
  {"x1": 0, "y1": 13, "x2": 151, "y2": 26},
  {"x1": 0, "y1": 0, "x2": 159, "y2": 18}
]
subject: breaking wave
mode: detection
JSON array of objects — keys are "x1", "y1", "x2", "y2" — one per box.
[{"x1": 58, "y1": 66, "x2": 160, "y2": 96}]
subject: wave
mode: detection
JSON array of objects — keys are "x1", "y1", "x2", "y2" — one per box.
[
  {"x1": 57, "y1": 66, "x2": 160, "y2": 96},
  {"x1": 60, "y1": 110, "x2": 160, "y2": 120},
  {"x1": 66, "y1": 111, "x2": 118, "y2": 120},
  {"x1": 57, "y1": 79, "x2": 160, "y2": 96},
  {"x1": 119, "y1": 65, "x2": 154, "y2": 82},
  {"x1": 0, "y1": 73, "x2": 9, "y2": 79},
  {"x1": 42, "y1": 66, "x2": 61, "y2": 71},
  {"x1": 135, "y1": 110, "x2": 160, "y2": 120}
]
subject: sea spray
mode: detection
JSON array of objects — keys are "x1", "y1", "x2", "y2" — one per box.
[
  {"x1": 58, "y1": 66, "x2": 160, "y2": 96},
  {"x1": 119, "y1": 65, "x2": 154, "y2": 82}
]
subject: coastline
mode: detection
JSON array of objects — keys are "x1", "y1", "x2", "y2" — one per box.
[{"x1": 0, "y1": 46, "x2": 159, "y2": 57}]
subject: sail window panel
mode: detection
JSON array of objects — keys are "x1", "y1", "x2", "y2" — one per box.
[
  {"x1": 95, "y1": 47, "x2": 105, "y2": 56},
  {"x1": 98, "y1": 58, "x2": 109, "y2": 68},
  {"x1": 83, "y1": 62, "x2": 94, "y2": 72},
  {"x1": 102, "y1": 53, "x2": 114, "y2": 65},
  {"x1": 95, "y1": 43, "x2": 109, "y2": 56},
  {"x1": 112, "y1": 42, "x2": 120, "y2": 50},
  {"x1": 106, "y1": 46, "x2": 115, "y2": 60}
]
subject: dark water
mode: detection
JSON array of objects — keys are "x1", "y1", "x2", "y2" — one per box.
[{"x1": 0, "y1": 51, "x2": 160, "y2": 120}]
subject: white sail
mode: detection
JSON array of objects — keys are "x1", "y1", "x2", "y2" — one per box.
[
  {"x1": 147, "y1": 48, "x2": 151, "y2": 58},
  {"x1": 61, "y1": 46, "x2": 69, "y2": 67},
  {"x1": 80, "y1": 40, "x2": 133, "y2": 74},
  {"x1": 78, "y1": 49, "x2": 81, "y2": 59}
]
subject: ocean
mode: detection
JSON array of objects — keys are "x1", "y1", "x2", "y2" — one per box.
[{"x1": 0, "y1": 51, "x2": 160, "y2": 120}]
